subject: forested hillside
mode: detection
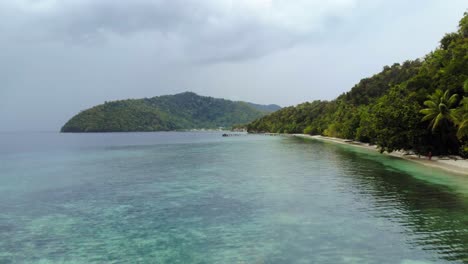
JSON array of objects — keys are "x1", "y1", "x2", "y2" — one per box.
[
  {"x1": 248, "y1": 13, "x2": 468, "y2": 156},
  {"x1": 61, "y1": 92, "x2": 280, "y2": 132}
]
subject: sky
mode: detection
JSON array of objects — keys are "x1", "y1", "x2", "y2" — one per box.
[{"x1": 0, "y1": 0, "x2": 466, "y2": 131}]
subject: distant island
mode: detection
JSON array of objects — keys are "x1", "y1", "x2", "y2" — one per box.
[
  {"x1": 61, "y1": 92, "x2": 280, "y2": 132},
  {"x1": 248, "y1": 12, "x2": 468, "y2": 158}
]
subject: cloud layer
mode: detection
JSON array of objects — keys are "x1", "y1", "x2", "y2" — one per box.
[
  {"x1": 0, "y1": 0, "x2": 466, "y2": 131},
  {"x1": 1, "y1": 0, "x2": 358, "y2": 62}
]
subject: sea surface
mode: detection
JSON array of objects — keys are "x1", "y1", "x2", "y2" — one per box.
[{"x1": 1, "y1": 132, "x2": 468, "y2": 264}]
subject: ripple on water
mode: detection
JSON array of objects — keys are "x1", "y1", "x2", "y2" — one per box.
[{"x1": 0, "y1": 133, "x2": 468, "y2": 263}]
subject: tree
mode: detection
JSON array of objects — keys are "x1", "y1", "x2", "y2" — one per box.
[
  {"x1": 420, "y1": 89, "x2": 459, "y2": 132},
  {"x1": 372, "y1": 87, "x2": 425, "y2": 153},
  {"x1": 455, "y1": 80, "x2": 468, "y2": 139},
  {"x1": 419, "y1": 89, "x2": 461, "y2": 154},
  {"x1": 456, "y1": 97, "x2": 468, "y2": 139}
]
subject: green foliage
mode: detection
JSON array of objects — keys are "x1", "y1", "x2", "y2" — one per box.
[
  {"x1": 61, "y1": 92, "x2": 278, "y2": 132},
  {"x1": 248, "y1": 12, "x2": 468, "y2": 155},
  {"x1": 420, "y1": 89, "x2": 459, "y2": 132},
  {"x1": 373, "y1": 87, "x2": 427, "y2": 153},
  {"x1": 455, "y1": 80, "x2": 468, "y2": 139},
  {"x1": 340, "y1": 60, "x2": 423, "y2": 105},
  {"x1": 247, "y1": 100, "x2": 330, "y2": 134}
]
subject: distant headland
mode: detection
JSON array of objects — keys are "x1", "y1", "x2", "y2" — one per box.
[{"x1": 61, "y1": 92, "x2": 280, "y2": 133}]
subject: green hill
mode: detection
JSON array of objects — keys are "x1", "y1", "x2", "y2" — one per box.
[
  {"x1": 248, "y1": 12, "x2": 468, "y2": 156},
  {"x1": 61, "y1": 92, "x2": 280, "y2": 132}
]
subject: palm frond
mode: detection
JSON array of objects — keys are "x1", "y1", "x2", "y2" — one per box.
[
  {"x1": 432, "y1": 113, "x2": 445, "y2": 131},
  {"x1": 447, "y1": 94, "x2": 459, "y2": 107},
  {"x1": 423, "y1": 100, "x2": 437, "y2": 108}
]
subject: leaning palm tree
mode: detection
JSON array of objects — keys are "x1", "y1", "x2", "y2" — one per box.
[{"x1": 420, "y1": 89, "x2": 459, "y2": 132}]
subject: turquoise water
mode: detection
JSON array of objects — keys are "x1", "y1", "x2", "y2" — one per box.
[{"x1": 1, "y1": 132, "x2": 468, "y2": 263}]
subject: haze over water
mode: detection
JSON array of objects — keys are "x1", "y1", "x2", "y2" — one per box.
[{"x1": 1, "y1": 132, "x2": 468, "y2": 263}]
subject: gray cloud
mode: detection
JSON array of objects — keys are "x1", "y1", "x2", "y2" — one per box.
[
  {"x1": 0, "y1": 0, "x2": 467, "y2": 131},
  {"x1": 0, "y1": 0, "x2": 359, "y2": 62}
]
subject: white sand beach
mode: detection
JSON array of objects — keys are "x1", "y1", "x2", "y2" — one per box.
[{"x1": 294, "y1": 134, "x2": 468, "y2": 176}]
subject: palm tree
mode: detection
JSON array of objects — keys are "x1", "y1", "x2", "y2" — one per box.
[
  {"x1": 456, "y1": 97, "x2": 468, "y2": 139},
  {"x1": 455, "y1": 81, "x2": 468, "y2": 139},
  {"x1": 420, "y1": 89, "x2": 459, "y2": 132}
]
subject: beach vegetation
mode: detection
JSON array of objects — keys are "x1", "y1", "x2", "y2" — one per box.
[{"x1": 247, "y1": 12, "x2": 468, "y2": 157}]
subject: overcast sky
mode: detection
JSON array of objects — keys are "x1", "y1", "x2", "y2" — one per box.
[{"x1": 0, "y1": 0, "x2": 466, "y2": 131}]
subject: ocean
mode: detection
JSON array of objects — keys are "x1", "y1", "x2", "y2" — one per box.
[{"x1": 1, "y1": 132, "x2": 468, "y2": 263}]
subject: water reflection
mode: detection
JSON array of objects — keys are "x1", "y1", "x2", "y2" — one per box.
[{"x1": 294, "y1": 137, "x2": 468, "y2": 263}]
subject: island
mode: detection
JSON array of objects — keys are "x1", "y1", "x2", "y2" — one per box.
[{"x1": 61, "y1": 92, "x2": 280, "y2": 132}]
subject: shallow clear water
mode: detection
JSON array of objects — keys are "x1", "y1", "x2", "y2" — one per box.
[{"x1": 1, "y1": 132, "x2": 468, "y2": 263}]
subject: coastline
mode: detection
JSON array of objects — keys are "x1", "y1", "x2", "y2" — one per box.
[{"x1": 293, "y1": 134, "x2": 468, "y2": 176}]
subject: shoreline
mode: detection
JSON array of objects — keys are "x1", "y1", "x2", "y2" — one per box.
[{"x1": 293, "y1": 134, "x2": 468, "y2": 176}]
